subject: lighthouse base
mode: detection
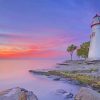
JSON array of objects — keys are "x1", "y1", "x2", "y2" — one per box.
[
  {"x1": 88, "y1": 57, "x2": 100, "y2": 61},
  {"x1": 87, "y1": 58, "x2": 100, "y2": 62}
]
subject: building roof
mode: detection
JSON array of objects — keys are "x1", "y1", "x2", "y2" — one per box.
[{"x1": 91, "y1": 14, "x2": 100, "y2": 27}]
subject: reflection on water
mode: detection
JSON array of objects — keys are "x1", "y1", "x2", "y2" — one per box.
[
  {"x1": 0, "y1": 59, "x2": 80, "y2": 100},
  {"x1": 0, "y1": 59, "x2": 56, "y2": 80}
]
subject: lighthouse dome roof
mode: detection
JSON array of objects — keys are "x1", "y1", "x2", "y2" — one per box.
[{"x1": 91, "y1": 14, "x2": 100, "y2": 27}]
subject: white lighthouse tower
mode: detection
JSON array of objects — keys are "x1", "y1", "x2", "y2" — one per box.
[{"x1": 88, "y1": 14, "x2": 100, "y2": 60}]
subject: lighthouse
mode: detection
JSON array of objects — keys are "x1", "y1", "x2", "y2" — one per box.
[{"x1": 88, "y1": 14, "x2": 100, "y2": 60}]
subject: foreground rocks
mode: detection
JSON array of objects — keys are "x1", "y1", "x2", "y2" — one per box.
[
  {"x1": 56, "y1": 89, "x2": 73, "y2": 99},
  {"x1": 0, "y1": 87, "x2": 38, "y2": 100},
  {"x1": 75, "y1": 87, "x2": 100, "y2": 100}
]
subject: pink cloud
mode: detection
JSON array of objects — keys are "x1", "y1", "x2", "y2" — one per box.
[{"x1": 0, "y1": 28, "x2": 77, "y2": 58}]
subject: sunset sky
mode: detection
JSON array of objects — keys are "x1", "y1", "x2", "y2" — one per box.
[{"x1": 0, "y1": 0, "x2": 100, "y2": 58}]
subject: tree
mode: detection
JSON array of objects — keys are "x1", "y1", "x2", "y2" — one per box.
[
  {"x1": 67, "y1": 44, "x2": 77, "y2": 61},
  {"x1": 77, "y1": 42, "x2": 90, "y2": 60},
  {"x1": 77, "y1": 48, "x2": 82, "y2": 59}
]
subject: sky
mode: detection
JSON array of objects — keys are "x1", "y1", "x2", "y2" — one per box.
[{"x1": 0, "y1": 0, "x2": 100, "y2": 59}]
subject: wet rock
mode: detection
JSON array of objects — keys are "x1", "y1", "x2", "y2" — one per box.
[
  {"x1": 56, "y1": 89, "x2": 73, "y2": 98},
  {"x1": 53, "y1": 76, "x2": 61, "y2": 81},
  {"x1": 69, "y1": 80, "x2": 81, "y2": 85},
  {"x1": 56, "y1": 89, "x2": 67, "y2": 95},
  {"x1": 75, "y1": 87, "x2": 100, "y2": 100},
  {"x1": 64, "y1": 92, "x2": 73, "y2": 99},
  {"x1": 20, "y1": 88, "x2": 28, "y2": 92},
  {"x1": 0, "y1": 87, "x2": 38, "y2": 100},
  {"x1": 53, "y1": 77, "x2": 61, "y2": 81},
  {"x1": 59, "y1": 78, "x2": 66, "y2": 81}
]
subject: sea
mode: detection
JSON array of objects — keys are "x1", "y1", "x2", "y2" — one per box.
[{"x1": 0, "y1": 58, "x2": 80, "y2": 100}]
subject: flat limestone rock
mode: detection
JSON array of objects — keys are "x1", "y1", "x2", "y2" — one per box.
[
  {"x1": 0, "y1": 87, "x2": 38, "y2": 100},
  {"x1": 75, "y1": 87, "x2": 100, "y2": 100}
]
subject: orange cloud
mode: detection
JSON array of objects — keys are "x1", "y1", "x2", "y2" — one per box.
[{"x1": 0, "y1": 44, "x2": 64, "y2": 58}]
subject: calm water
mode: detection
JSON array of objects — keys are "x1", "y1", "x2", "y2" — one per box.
[{"x1": 0, "y1": 59, "x2": 80, "y2": 100}]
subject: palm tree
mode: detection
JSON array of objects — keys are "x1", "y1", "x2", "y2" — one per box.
[{"x1": 67, "y1": 44, "x2": 77, "y2": 61}]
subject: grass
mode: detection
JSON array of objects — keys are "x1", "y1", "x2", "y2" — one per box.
[
  {"x1": 48, "y1": 71, "x2": 100, "y2": 90},
  {"x1": 63, "y1": 68, "x2": 99, "y2": 73}
]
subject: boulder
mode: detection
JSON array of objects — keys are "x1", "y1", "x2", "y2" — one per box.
[
  {"x1": 64, "y1": 92, "x2": 73, "y2": 99},
  {"x1": 75, "y1": 87, "x2": 100, "y2": 100},
  {"x1": 0, "y1": 87, "x2": 38, "y2": 100},
  {"x1": 55, "y1": 89, "x2": 73, "y2": 99},
  {"x1": 19, "y1": 91, "x2": 27, "y2": 100}
]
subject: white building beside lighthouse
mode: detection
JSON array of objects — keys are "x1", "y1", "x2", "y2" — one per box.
[{"x1": 88, "y1": 14, "x2": 100, "y2": 60}]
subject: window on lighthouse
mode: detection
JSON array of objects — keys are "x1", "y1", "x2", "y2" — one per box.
[{"x1": 90, "y1": 32, "x2": 95, "y2": 39}]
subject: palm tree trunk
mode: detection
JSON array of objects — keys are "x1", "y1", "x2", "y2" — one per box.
[{"x1": 71, "y1": 53, "x2": 73, "y2": 61}]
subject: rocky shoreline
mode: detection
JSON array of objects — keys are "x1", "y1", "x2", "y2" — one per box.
[
  {"x1": 29, "y1": 69, "x2": 100, "y2": 100},
  {"x1": 29, "y1": 60, "x2": 100, "y2": 100},
  {"x1": 29, "y1": 70, "x2": 100, "y2": 91}
]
